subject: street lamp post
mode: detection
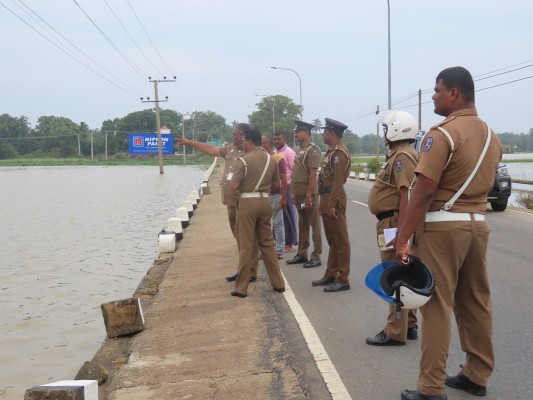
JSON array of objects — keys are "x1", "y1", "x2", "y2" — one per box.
[
  {"x1": 387, "y1": 0, "x2": 392, "y2": 110},
  {"x1": 270, "y1": 66, "x2": 303, "y2": 120}
]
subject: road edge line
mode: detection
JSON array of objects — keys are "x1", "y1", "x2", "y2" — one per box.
[{"x1": 281, "y1": 273, "x2": 352, "y2": 400}]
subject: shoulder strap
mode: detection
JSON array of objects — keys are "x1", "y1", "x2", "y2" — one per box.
[
  {"x1": 442, "y1": 122, "x2": 492, "y2": 210},
  {"x1": 254, "y1": 151, "x2": 271, "y2": 192}
]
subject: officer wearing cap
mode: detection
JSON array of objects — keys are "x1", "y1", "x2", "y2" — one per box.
[
  {"x1": 366, "y1": 110, "x2": 419, "y2": 346},
  {"x1": 311, "y1": 118, "x2": 351, "y2": 292},
  {"x1": 286, "y1": 121, "x2": 323, "y2": 269},
  {"x1": 395, "y1": 67, "x2": 501, "y2": 400}
]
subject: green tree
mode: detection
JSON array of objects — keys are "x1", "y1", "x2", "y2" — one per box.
[
  {"x1": 188, "y1": 110, "x2": 228, "y2": 143},
  {"x1": 248, "y1": 95, "x2": 302, "y2": 136},
  {"x1": 0, "y1": 114, "x2": 30, "y2": 156},
  {"x1": 34, "y1": 116, "x2": 82, "y2": 157}
]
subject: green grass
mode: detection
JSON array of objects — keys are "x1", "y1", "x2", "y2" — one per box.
[{"x1": 0, "y1": 154, "x2": 213, "y2": 167}]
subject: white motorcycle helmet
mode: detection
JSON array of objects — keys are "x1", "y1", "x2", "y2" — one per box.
[
  {"x1": 376, "y1": 110, "x2": 418, "y2": 143},
  {"x1": 379, "y1": 255, "x2": 435, "y2": 311}
]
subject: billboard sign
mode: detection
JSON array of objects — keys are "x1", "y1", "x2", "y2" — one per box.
[{"x1": 128, "y1": 133, "x2": 173, "y2": 155}]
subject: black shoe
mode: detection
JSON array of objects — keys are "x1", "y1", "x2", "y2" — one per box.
[
  {"x1": 226, "y1": 273, "x2": 256, "y2": 283},
  {"x1": 445, "y1": 372, "x2": 486, "y2": 396},
  {"x1": 323, "y1": 282, "x2": 350, "y2": 292},
  {"x1": 407, "y1": 326, "x2": 418, "y2": 340},
  {"x1": 311, "y1": 276, "x2": 335, "y2": 287},
  {"x1": 225, "y1": 272, "x2": 238, "y2": 282},
  {"x1": 303, "y1": 259, "x2": 322, "y2": 268},
  {"x1": 401, "y1": 389, "x2": 447, "y2": 400},
  {"x1": 230, "y1": 291, "x2": 247, "y2": 298},
  {"x1": 366, "y1": 330, "x2": 406, "y2": 346},
  {"x1": 286, "y1": 255, "x2": 308, "y2": 265},
  {"x1": 273, "y1": 287, "x2": 285, "y2": 293}
]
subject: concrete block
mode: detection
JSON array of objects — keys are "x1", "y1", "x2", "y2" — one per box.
[
  {"x1": 182, "y1": 200, "x2": 194, "y2": 218},
  {"x1": 158, "y1": 230, "x2": 177, "y2": 253},
  {"x1": 368, "y1": 173, "x2": 376, "y2": 181},
  {"x1": 201, "y1": 183, "x2": 211, "y2": 195},
  {"x1": 24, "y1": 380, "x2": 98, "y2": 400},
  {"x1": 75, "y1": 361, "x2": 108, "y2": 384},
  {"x1": 176, "y1": 207, "x2": 190, "y2": 228},
  {"x1": 167, "y1": 218, "x2": 183, "y2": 241},
  {"x1": 349, "y1": 171, "x2": 356, "y2": 179},
  {"x1": 358, "y1": 172, "x2": 367, "y2": 180},
  {"x1": 101, "y1": 297, "x2": 145, "y2": 338},
  {"x1": 187, "y1": 195, "x2": 198, "y2": 209}
]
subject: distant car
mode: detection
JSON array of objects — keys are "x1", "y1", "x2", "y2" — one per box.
[
  {"x1": 487, "y1": 162, "x2": 512, "y2": 211},
  {"x1": 414, "y1": 133, "x2": 512, "y2": 211}
]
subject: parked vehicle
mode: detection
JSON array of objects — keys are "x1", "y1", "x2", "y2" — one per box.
[
  {"x1": 414, "y1": 132, "x2": 512, "y2": 211},
  {"x1": 487, "y1": 162, "x2": 512, "y2": 211}
]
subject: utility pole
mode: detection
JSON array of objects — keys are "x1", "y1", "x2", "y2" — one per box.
[
  {"x1": 376, "y1": 105, "x2": 380, "y2": 157},
  {"x1": 141, "y1": 76, "x2": 176, "y2": 174},
  {"x1": 181, "y1": 112, "x2": 190, "y2": 164},
  {"x1": 418, "y1": 89, "x2": 422, "y2": 130}
]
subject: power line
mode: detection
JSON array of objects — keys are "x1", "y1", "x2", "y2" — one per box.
[
  {"x1": 103, "y1": 0, "x2": 165, "y2": 78},
  {"x1": 72, "y1": 0, "x2": 148, "y2": 81},
  {"x1": 12, "y1": 0, "x2": 143, "y2": 96},
  {"x1": 1, "y1": 1, "x2": 140, "y2": 96}
]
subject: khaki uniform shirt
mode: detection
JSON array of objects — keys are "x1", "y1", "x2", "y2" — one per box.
[
  {"x1": 231, "y1": 146, "x2": 279, "y2": 194},
  {"x1": 368, "y1": 144, "x2": 418, "y2": 215},
  {"x1": 319, "y1": 142, "x2": 351, "y2": 210},
  {"x1": 219, "y1": 145, "x2": 244, "y2": 206},
  {"x1": 416, "y1": 108, "x2": 502, "y2": 213},
  {"x1": 291, "y1": 142, "x2": 321, "y2": 195}
]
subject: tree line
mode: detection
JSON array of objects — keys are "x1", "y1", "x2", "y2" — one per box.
[{"x1": 1, "y1": 95, "x2": 532, "y2": 159}]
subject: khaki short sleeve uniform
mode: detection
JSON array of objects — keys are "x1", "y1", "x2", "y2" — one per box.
[
  {"x1": 368, "y1": 144, "x2": 418, "y2": 215},
  {"x1": 219, "y1": 145, "x2": 244, "y2": 206},
  {"x1": 291, "y1": 142, "x2": 321, "y2": 195}
]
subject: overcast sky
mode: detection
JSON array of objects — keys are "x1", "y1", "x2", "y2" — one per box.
[{"x1": 1, "y1": 0, "x2": 532, "y2": 136}]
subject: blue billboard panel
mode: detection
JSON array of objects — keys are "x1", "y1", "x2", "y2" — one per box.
[{"x1": 128, "y1": 133, "x2": 173, "y2": 155}]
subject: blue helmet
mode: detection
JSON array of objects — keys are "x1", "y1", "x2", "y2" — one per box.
[{"x1": 365, "y1": 255, "x2": 435, "y2": 312}]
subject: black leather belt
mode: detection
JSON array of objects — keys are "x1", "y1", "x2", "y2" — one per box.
[
  {"x1": 376, "y1": 210, "x2": 395, "y2": 221},
  {"x1": 318, "y1": 186, "x2": 332, "y2": 194}
]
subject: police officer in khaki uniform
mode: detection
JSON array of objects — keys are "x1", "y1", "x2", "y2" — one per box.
[
  {"x1": 176, "y1": 123, "x2": 259, "y2": 282},
  {"x1": 229, "y1": 128, "x2": 286, "y2": 298},
  {"x1": 366, "y1": 110, "x2": 419, "y2": 346},
  {"x1": 286, "y1": 121, "x2": 323, "y2": 268},
  {"x1": 311, "y1": 118, "x2": 351, "y2": 292},
  {"x1": 395, "y1": 67, "x2": 501, "y2": 400}
]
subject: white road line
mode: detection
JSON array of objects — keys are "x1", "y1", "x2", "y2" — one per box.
[
  {"x1": 352, "y1": 200, "x2": 368, "y2": 207},
  {"x1": 281, "y1": 274, "x2": 352, "y2": 400}
]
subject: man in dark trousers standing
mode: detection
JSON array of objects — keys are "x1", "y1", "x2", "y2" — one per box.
[
  {"x1": 395, "y1": 66, "x2": 501, "y2": 400},
  {"x1": 229, "y1": 128, "x2": 286, "y2": 298},
  {"x1": 311, "y1": 118, "x2": 351, "y2": 292},
  {"x1": 286, "y1": 121, "x2": 322, "y2": 269},
  {"x1": 366, "y1": 110, "x2": 419, "y2": 346}
]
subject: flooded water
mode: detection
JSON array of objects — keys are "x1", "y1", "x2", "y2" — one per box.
[{"x1": 0, "y1": 165, "x2": 206, "y2": 399}]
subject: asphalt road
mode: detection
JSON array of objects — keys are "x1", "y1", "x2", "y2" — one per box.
[{"x1": 282, "y1": 179, "x2": 533, "y2": 399}]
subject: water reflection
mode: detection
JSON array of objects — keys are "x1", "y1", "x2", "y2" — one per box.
[{"x1": 0, "y1": 165, "x2": 205, "y2": 398}]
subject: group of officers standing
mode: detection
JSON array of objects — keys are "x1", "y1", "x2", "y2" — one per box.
[{"x1": 177, "y1": 66, "x2": 501, "y2": 400}]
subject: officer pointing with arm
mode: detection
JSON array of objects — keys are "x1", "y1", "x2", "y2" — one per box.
[{"x1": 396, "y1": 66, "x2": 501, "y2": 400}]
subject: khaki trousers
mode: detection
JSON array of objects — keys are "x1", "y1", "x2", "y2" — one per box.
[
  {"x1": 415, "y1": 220, "x2": 494, "y2": 396},
  {"x1": 234, "y1": 198, "x2": 285, "y2": 295},
  {"x1": 294, "y1": 194, "x2": 322, "y2": 260},
  {"x1": 377, "y1": 216, "x2": 418, "y2": 341},
  {"x1": 228, "y1": 205, "x2": 258, "y2": 278},
  {"x1": 320, "y1": 193, "x2": 350, "y2": 284}
]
